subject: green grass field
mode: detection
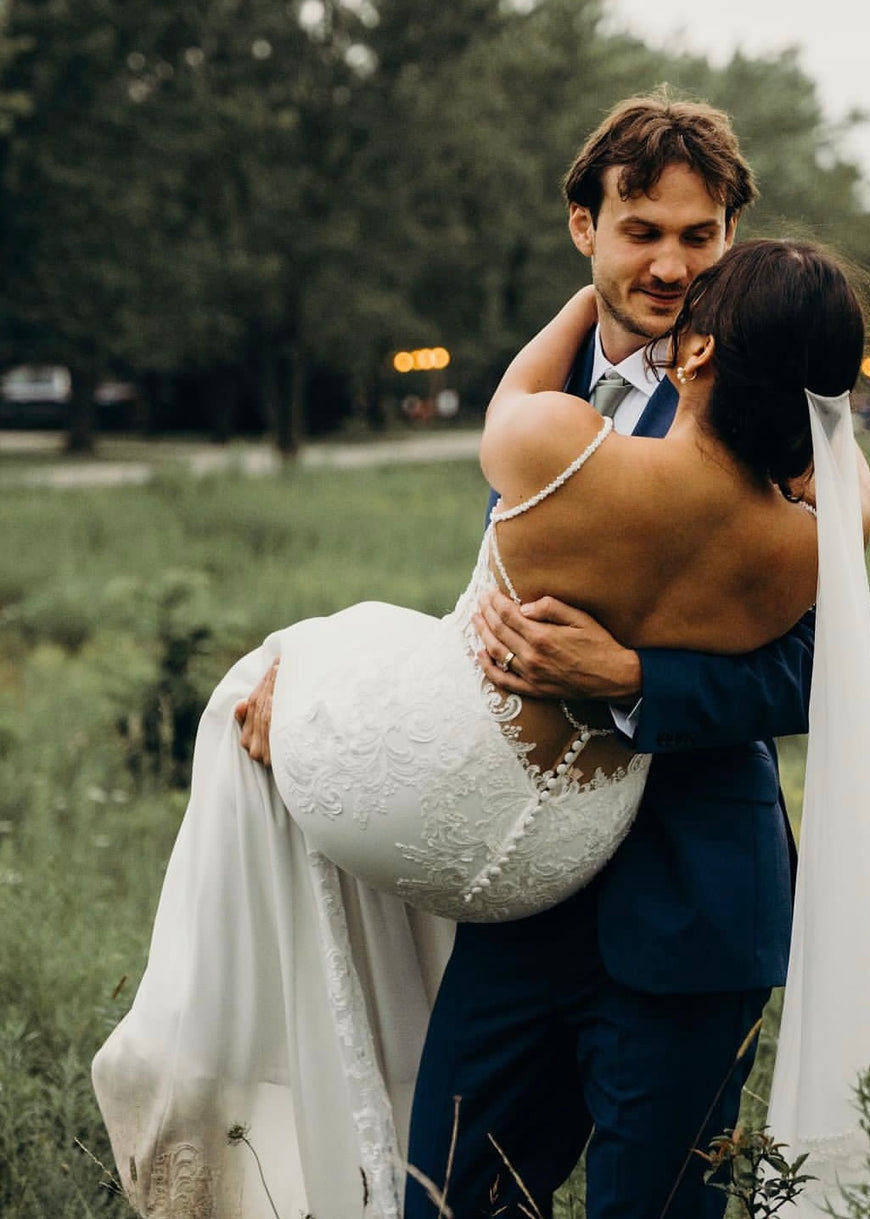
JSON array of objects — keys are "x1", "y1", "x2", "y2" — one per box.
[{"x1": 0, "y1": 449, "x2": 809, "y2": 1218}]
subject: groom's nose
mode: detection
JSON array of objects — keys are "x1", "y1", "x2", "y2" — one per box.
[{"x1": 648, "y1": 240, "x2": 688, "y2": 287}]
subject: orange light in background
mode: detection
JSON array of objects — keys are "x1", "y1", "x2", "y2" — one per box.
[
  {"x1": 392, "y1": 347, "x2": 452, "y2": 373},
  {"x1": 862, "y1": 355, "x2": 870, "y2": 379}
]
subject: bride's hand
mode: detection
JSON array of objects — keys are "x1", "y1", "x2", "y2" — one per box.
[{"x1": 234, "y1": 659, "x2": 279, "y2": 766}]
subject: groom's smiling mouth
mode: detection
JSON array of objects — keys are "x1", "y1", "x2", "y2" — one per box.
[{"x1": 637, "y1": 285, "x2": 685, "y2": 309}]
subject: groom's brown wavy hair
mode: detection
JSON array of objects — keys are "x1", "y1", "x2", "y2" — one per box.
[{"x1": 563, "y1": 87, "x2": 757, "y2": 224}]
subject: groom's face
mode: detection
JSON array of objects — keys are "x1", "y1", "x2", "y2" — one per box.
[{"x1": 569, "y1": 162, "x2": 736, "y2": 365}]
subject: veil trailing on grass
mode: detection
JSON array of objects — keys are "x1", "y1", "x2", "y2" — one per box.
[{"x1": 767, "y1": 389, "x2": 870, "y2": 1210}]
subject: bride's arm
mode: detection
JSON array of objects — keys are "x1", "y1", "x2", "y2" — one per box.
[
  {"x1": 486, "y1": 285, "x2": 598, "y2": 416},
  {"x1": 480, "y1": 285, "x2": 600, "y2": 489},
  {"x1": 488, "y1": 285, "x2": 598, "y2": 407}
]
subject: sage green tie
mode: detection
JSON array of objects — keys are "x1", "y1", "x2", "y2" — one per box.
[{"x1": 591, "y1": 370, "x2": 632, "y2": 419}]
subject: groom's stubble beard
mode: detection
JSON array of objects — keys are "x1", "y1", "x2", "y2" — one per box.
[{"x1": 594, "y1": 273, "x2": 684, "y2": 348}]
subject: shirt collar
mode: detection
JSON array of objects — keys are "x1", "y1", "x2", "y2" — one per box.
[{"x1": 590, "y1": 327, "x2": 666, "y2": 397}]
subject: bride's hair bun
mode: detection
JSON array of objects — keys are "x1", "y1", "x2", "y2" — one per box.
[{"x1": 669, "y1": 239, "x2": 865, "y2": 488}]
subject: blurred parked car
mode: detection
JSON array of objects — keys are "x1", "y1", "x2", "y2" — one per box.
[
  {"x1": 0, "y1": 365, "x2": 71, "y2": 426},
  {"x1": 94, "y1": 379, "x2": 141, "y2": 430},
  {"x1": 0, "y1": 365, "x2": 139, "y2": 429}
]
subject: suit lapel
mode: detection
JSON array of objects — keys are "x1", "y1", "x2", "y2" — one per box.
[
  {"x1": 632, "y1": 378, "x2": 678, "y2": 437},
  {"x1": 565, "y1": 336, "x2": 677, "y2": 437},
  {"x1": 564, "y1": 336, "x2": 596, "y2": 399}
]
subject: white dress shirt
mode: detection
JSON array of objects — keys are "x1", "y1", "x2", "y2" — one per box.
[
  {"x1": 587, "y1": 328, "x2": 668, "y2": 736},
  {"x1": 588, "y1": 328, "x2": 666, "y2": 435}
]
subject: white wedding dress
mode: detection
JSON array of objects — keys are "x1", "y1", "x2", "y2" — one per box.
[{"x1": 92, "y1": 417, "x2": 650, "y2": 1219}]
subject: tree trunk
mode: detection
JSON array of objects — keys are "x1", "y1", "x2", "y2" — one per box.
[
  {"x1": 65, "y1": 369, "x2": 98, "y2": 454},
  {"x1": 272, "y1": 342, "x2": 306, "y2": 457},
  {"x1": 209, "y1": 371, "x2": 236, "y2": 443}
]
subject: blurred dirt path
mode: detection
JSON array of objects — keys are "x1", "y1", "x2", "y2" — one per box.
[{"x1": 0, "y1": 430, "x2": 482, "y2": 489}]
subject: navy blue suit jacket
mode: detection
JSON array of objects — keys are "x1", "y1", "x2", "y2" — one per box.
[{"x1": 491, "y1": 340, "x2": 811, "y2": 995}]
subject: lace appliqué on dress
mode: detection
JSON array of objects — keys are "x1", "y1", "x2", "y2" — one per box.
[
  {"x1": 286, "y1": 686, "x2": 440, "y2": 828},
  {"x1": 140, "y1": 1143, "x2": 216, "y2": 1219},
  {"x1": 272, "y1": 530, "x2": 650, "y2": 923},
  {"x1": 307, "y1": 849, "x2": 405, "y2": 1219}
]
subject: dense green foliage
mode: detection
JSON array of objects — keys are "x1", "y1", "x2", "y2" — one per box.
[{"x1": 0, "y1": 0, "x2": 867, "y2": 449}]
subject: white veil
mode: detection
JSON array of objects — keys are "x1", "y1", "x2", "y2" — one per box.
[{"x1": 766, "y1": 390, "x2": 870, "y2": 1210}]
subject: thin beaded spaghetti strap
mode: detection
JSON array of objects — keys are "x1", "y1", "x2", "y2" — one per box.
[
  {"x1": 490, "y1": 417, "x2": 613, "y2": 524},
  {"x1": 490, "y1": 530, "x2": 521, "y2": 605},
  {"x1": 484, "y1": 415, "x2": 616, "y2": 746}
]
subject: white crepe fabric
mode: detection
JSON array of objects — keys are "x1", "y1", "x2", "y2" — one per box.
[
  {"x1": 92, "y1": 628, "x2": 457, "y2": 1219},
  {"x1": 767, "y1": 390, "x2": 870, "y2": 1211}
]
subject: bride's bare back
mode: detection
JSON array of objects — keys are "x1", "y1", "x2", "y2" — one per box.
[
  {"x1": 477, "y1": 396, "x2": 820, "y2": 772},
  {"x1": 487, "y1": 400, "x2": 819, "y2": 656}
]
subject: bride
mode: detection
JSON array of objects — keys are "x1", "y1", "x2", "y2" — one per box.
[{"x1": 93, "y1": 239, "x2": 869, "y2": 1218}]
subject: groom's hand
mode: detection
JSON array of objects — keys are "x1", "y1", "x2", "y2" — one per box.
[
  {"x1": 234, "y1": 659, "x2": 279, "y2": 766},
  {"x1": 474, "y1": 589, "x2": 641, "y2": 703}
]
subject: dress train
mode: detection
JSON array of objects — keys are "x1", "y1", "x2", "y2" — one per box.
[{"x1": 92, "y1": 631, "x2": 455, "y2": 1219}]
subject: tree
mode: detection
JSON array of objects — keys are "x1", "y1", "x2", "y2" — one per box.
[{"x1": 0, "y1": 0, "x2": 865, "y2": 453}]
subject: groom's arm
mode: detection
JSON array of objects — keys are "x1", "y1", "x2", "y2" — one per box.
[
  {"x1": 631, "y1": 609, "x2": 813, "y2": 752},
  {"x1": 474, "y1": 591, "x2": 813, "y2": 751}
]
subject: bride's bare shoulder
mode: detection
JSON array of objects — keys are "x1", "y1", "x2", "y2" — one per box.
[{"x1": 479, "y1": 390, "x2": 607, "y2": 501}]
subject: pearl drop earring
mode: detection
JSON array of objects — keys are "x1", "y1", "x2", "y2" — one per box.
[{"x1": 676, "y1": 365, "x2": 697, "y2": 385}]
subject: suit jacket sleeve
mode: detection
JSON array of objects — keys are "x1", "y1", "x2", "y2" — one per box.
[{"x1": 631, "y1": 608, "x2": 815, "y2": 753}]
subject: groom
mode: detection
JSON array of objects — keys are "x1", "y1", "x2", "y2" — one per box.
[{"x1": 404, "y1": 92, "x2": 813, "y2": 1219}]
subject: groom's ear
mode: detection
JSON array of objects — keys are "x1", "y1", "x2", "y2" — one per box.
[{"x1": 569, "y1": 204, "x2": 595, "y2": 257}]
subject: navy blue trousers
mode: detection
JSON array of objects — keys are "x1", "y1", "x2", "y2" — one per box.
[{"x1": 404, "y1": 888, "x2": 767, "y2": 1219}]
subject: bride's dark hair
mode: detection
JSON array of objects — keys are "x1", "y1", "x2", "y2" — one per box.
[{"x1": 667, "y1": 239, "x2": 866, "y2": 488}]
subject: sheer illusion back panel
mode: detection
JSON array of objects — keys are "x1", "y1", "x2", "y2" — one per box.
[{"x1": 486, "y1": 415, "x2": 635, "y2": 777}]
